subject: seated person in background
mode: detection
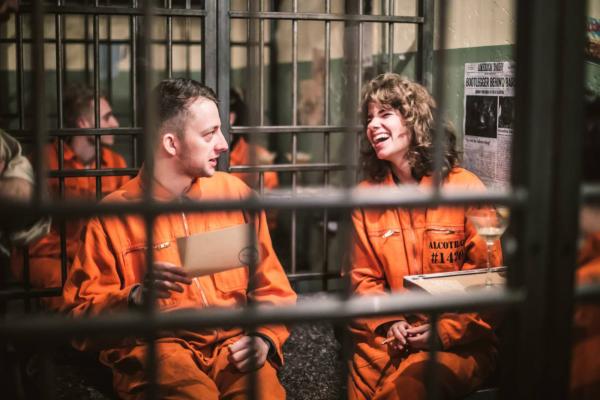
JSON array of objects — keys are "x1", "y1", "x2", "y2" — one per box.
[
  {"x1": 11, "y1": 84, "x2": 129, "y2": 311},
  {"x1": 62, "y1": 78, "x2": 297, "y2": 399},
  {"x1": 0, "y1": 129, "x2": 50, "y2": 257},
  {"x1": 348, "y1": 74, "x2": 501, "y2": 400},
  {"x1": 228, "y1": 88, "x2": 279, "y2": 191},
  {"x1": 570, "y1": 93, "x2": 600, "y2": 399},
  {"x1": 0, "y1": 0, "x2": 18, "y2": 22}
]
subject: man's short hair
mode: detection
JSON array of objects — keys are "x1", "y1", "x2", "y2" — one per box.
[
  {"x1": 62, "y1": 83, "x2": 104, "y2": 128},
  {"x1": 154, "y1": 78, "x2": 219, "y2": 137}
]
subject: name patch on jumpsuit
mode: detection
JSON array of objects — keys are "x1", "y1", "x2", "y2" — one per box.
[{"x1": 428, "y1": 238, "x2": 465, "y2": 264}]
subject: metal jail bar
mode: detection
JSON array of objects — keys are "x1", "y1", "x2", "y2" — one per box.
[
  {"x1": 0, "y1": 1, "x2": 595, "y2": 400},
  {"x1": 227, "y1": 0, "x2": 431, "y2": 285}
]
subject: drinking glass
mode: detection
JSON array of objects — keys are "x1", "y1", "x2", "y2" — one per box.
[{"x1": 467, "y1": 205, "x2": 510, "y2": 287}]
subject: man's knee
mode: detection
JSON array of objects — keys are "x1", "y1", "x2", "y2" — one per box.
[
  {"x1": 217, "y1": 361, "x2": 286, "y2": 400},
  {"x1": 111, "y1": 343, "x2": 219, "y2": 400}
]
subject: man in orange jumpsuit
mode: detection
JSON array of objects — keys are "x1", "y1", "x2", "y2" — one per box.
[
  {"x1": 349, "y1": 73, "x2": 501, "y2": 400},
  {"x1": 570, "y1": 94, "x2": 600, "y2": 399},
  {"x1": 62, "y1": 78, "x2": 297, "y2": 399},
  {"x1": 11, "y1": 84, "x2": 129, "y2": 310},
  {"x1": 228, "y1": 89, "x2": 279, "y2": 191}
]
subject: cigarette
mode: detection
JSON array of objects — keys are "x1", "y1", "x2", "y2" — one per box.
[{"x1": 381, "y1": 337, "x2": 395, "y2": 345}]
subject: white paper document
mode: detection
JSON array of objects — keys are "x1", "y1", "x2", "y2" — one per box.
[{"x1": 177, "y1": 224, "x2": 259, "y2": 277}]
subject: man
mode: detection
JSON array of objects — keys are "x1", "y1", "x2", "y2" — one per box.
[
  {"x1": 228, "y1": 88, "x2": 279, "y2": 191},
  {"x1": 0, "y1": 0, "x2": 18, "y2": 22},
  {"x1": 0, "y1": 129, "x2": 50, "y2": 256},
  {"x1": 62, "y1": 78, "x2": 296, "y2": 399},
  {"x1": 11, "y1": 84, "x2": 129, "y2": 311},
  {"x1": 570, "y1": 93, "x2": 600, "y2": 399}
]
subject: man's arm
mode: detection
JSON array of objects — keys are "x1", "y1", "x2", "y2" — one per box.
[
  {"x1": 244, "y1": 209, "x2": 297, "y2": 367},
  {"x1": 62, "y1": 218, "x2": 133, "y2": 317}
]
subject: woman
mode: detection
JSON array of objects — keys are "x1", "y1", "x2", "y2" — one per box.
[{"x1": 348, "y1": 73, "x2": 502, "y2": 400}]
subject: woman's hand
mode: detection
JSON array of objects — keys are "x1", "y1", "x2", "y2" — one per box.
[
  {"x1": 406, "y1": 323, "x2": 433, "y2": 350},
  {"x1": 385, "y1": 320, "x2": 411, "y2": 353}
]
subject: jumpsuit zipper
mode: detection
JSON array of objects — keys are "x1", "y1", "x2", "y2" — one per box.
[
  {"x1": 181, "y1": 211, "x2": 209, "y2": 306},
  {"x1": 407, "y1": 210, "x2": 421, "y2": 275}
]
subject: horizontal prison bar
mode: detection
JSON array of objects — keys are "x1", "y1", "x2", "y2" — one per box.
[
  {"x1": 19, "y1": 4, "x2": 206, "y2": 17},
  {"x1": 0, "y1": 286, "x2": 61, "y2": 300},
  {"x1": 228, "y1": 163, "x2": 347, "y2": 173},
  {"x1": 0, "y1": 38, "x2": 203, "y2": 45},
  {"x1": 231, "y1": 125, "x2": 362, "y2": 134},
  {"x1": 5, "y1": 126, "x2": 361, "y2": 139},
  {"x1": 45, "y1": 165, "x2": 343, "y2": 177},
  {"x1": 229, "y1": 11, "x2": 424, "y2": 24},
  {"x1": 575, "y1": 282, "x2": 600, "y2": 302},
  {"x1": 7, "y1": 128, "x2": 143, "y2": 139},
  {"x1": 0, "y1": 187, "x2": 526, "y2": 218},
  {"x1": 0, "y1": 288, "x2": 525, "y2": 340},
  {"x1": 0, "y1": 272, "x2": 343, "y2": 301},
  {"x1": 47, "y1": 168, "x2": 138, "y2": 178},
  {"x1": 582, "y1": 184, "x2": 600, "y2": 203}
]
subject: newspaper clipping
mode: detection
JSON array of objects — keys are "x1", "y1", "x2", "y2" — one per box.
[{"x1": 463, "y1": 61, "x2": 515, "y2": 189}]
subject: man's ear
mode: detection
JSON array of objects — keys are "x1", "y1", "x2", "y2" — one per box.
[
  {"x1": 162, "y1": 132, "x2": 179, "y2": 156},
  {"x1": 76, "y1": 116, "x2": 91, "y2": 129}
]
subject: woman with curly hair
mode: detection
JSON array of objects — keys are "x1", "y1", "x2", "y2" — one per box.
[{"x1": 348, "y1": 73, "x2": 501, "y2": 400}]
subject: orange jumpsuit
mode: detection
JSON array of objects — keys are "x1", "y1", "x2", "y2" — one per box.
[
  {"x1": 11, "y1": 141, "x2": 129, "y2": 310},
  {"x1": 61, "y1": 171, "x2": 297, "y2": 400},
  {"x1": 229, "y1": 137, "x2": 278, "y2": 190},
  {"x1": 570, "y1": 232, "x2": 600, "y2": 399},
  {"x1": 349, "y1": 168, "x2": 501, "y2": 400}
]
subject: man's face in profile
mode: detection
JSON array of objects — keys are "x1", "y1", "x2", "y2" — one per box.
[{"x1": 0, "y1": 0, "x2": 19, "y2": 23}]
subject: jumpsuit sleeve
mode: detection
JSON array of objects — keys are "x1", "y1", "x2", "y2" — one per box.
[
  {"x1": 62, "y1": 217, "x2": 132, "y2": 318},
  {"x1": 350, "y1": 208, "x2": 406, "y2": 336},
  {"x1": 438, "y1": 177, "x2": 502, "y2": 350},
  {"x1": 248, "y1": 209, "x2": 297, "y2": 367}
]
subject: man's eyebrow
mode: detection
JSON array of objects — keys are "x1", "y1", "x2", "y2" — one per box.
[{"x1": 201, "y1": 125, "x2": 219, "y2": 134}]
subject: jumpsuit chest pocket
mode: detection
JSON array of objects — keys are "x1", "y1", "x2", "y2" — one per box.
[
  {"x1": 423, "y1": 227, "x2": 466, "y2": 273},
  {"x1": 212, "y1": 267, "x2": 249, "y2": 293}
]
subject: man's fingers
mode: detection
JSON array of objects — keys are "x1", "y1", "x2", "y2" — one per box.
[
  {"x1": 235, "y1": 358, "x2": 255, "y2": 373},
  {"x1": 155, "y1": 270, "x2": 192, "y2": 285},
  {"x1": 229, "y1": 346, "x2": 252, "y2": 363},
  {"x1": 229, "y1": 336, "x2": 253, "y2": 352},
  {"x1": 233, "y1": 353, "x2": 266, "y2": 373},
  {"x1": 155, "y1": 290, "x2": 172, "y2": 299},
  {"x1": 154, "y1": 280, "x2": 184, "y2": 293},
  {"x1": 154, "y1": 262, "x2": 191, "y2": 276}
]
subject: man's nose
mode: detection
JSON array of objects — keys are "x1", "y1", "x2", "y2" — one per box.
[
  {"x1": 216, "y1": 130, "x2": 229, "y2": 153},
  {"x1": 109, "y1": 115, "x2": 119, "y2": 129}
]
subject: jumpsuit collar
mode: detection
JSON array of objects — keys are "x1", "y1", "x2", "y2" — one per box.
[
  {"x1": 126, "y1": 167, "x2": 201, "y2": 201},
  {"x1": 53, "y1": 139, "x2": 108, "y2": 168}
]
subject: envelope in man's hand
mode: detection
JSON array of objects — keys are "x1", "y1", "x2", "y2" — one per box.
[{"x1": 176, "y1": 224, "x2": 260, "y2": 277}]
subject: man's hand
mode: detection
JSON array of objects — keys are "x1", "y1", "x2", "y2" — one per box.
[
  {"x1": 384, "y1": 320, "x2": 411, "y2": 353},
  {"x1": 406, "y1": 323, "x2": 432, "y2": 350},
  {"x1": 132, "y1": 261, "x2": 192, "y2": 306},
  {"x1": 228, "y1": 335, "x2": 270, "y2": 373}
]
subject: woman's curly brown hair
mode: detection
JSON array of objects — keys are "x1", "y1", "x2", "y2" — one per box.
[{"x1": 360, "y1": 73, "x2": 459, "y2": 182}]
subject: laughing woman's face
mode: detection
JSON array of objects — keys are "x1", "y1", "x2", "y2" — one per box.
[{"x1": 365, "y1": 101, "x2": 412, "y2": 166}]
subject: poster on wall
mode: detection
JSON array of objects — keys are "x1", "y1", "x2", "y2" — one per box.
[{"x1": 463, "y1": 61, "x2": 515, "y2": 189}]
